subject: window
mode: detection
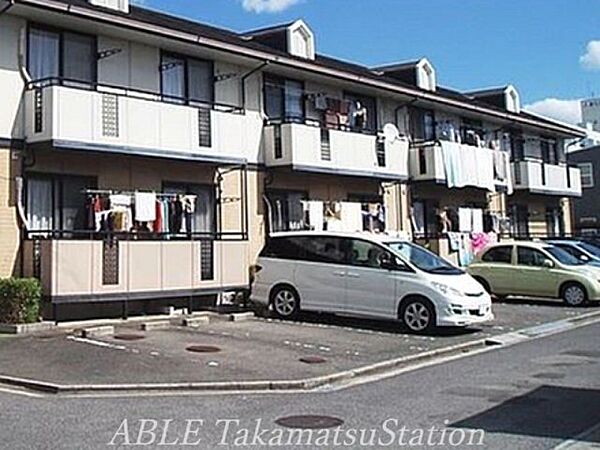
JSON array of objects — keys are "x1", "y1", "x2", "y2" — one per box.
[
  {"x1": 160, "y1": 52, "x2": 214, "y2": 104},
  {"x1": 264, "y1": 75, "x2": 305, "y2": 122},
  {"x1": 260, "y1": 236, "x2": 306, "y2": 260},
  {"x1": 28, "y1": 26, "x2": 96, "y2": 84},
  {"x1": 26, "y1": 174, "x2": 97, "y2": 233},
  {"x1": 343, "y1": 92, "x2": 377, "y2": 132},
  {"x1": 349, "y1": 239, "x2": 390, "y2": 269},
  {"x1": 266, "y1": 190, "x2": 307, "y2": 232},
  {"x1": 409, "y1": 108, "x2": 435, "y2": 142},
  {"x1": 386, "y1": 241, "x2": 462, "y2": 274},
  {"x1": 461, "y1": 117, "x2": 484, "y2": 146},
  {"x1": 411, "y1": 199, "x2": 439, "y2": 238},
  {"x1": 509, "y1": 205, "x2": 529, "y2": 238},
  {"x1": 482, "y1": 246, "x2": 513, "y2": 264},
  {"x1": 510, "y1": 132, "x2": 524, "y2": 161},
  {"x1": 302, "y1": 237, "x2": 347, "y2": 264},
  {"x1": 579, "y1": 163, "x2": 594, "y2": 188},
  {"x1": 162, "y1": 182, "x2": 215, "y2": 233},
  {"x1": 546, "y1": 207, "x2": 564, "y2": 238},
  {"x1": 517, "y1": 247, "x2": 549, "y2": 267}
]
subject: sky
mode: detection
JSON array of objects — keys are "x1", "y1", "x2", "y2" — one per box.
[{"x1": 133, "y1": 0, "x2": 600, "y2": 125}]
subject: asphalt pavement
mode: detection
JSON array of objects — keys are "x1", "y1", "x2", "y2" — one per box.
[{"x1": 0, "y1": 317, "x2": 599, "y2": 449}]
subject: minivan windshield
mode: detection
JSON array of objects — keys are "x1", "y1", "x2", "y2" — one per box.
[
  {"x1": 545, "y1": 246, "x2": 586, "y2": 266},
  {"x1": 386, "y1": 241, "x2": 463, "y2": 275}
]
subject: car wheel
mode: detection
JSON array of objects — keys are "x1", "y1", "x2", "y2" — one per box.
[
  {"x1": 271, "y1": 286, "x2": 300, "y2": 319},
  {"x1": 561, "y1": 283, "x2": 588, "y2": 307},
  {"x1": 401, "y1": 298, "x2": 436, "y2": 333}
]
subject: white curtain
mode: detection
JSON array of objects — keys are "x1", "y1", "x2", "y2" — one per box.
[
  {"x1": 28, "y1": 28, "x2": 59, "y2": 81},
  {"x1": 27, "y1": 178, "x2": 53, "y2": 231},
  {"x1": 161, "y1": 55, "x2": 185, "y2": 102}
]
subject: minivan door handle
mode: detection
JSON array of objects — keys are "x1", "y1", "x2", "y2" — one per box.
[
  {"x1": 347, "y1": 272, "x2": 360, "y2": 278},
  {"x1": 332, "y1": 271, "x2": 346, "y2": 277}
]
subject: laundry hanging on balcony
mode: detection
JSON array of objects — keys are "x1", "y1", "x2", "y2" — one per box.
[{"x1": 439, "y1": 141, "x2": 511, "y2": 192}]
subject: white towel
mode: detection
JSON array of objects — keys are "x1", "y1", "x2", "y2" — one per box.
[
  {"x1": 308, "y1": 201, "x2": 324, "y2": 231},
  {"x1": 472, "y1": 209, "x2": 484, "y2": 233},
  {"x1": 134, "y1": 192, "x2": 156, "y2": 221},
  {"x1": 459, "y1": 207, "x2": 473, "y2": 232},
  {"x1": 340, "y1": 202, "x2": 363, "y2": 232}
]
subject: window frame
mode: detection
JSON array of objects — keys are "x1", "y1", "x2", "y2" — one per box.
[
  {"x1": 27, "y1": 22, "x2": 98, "y2": 85},
  {"x1": 579, "y1": 162, "x2": 594, "y2": 188},
  {"x1": 481, "y1": 245, "x2": 514, "y2": 264},
  {"x1": 263, "y1": 73, "x2": 306, "y2": 123},
  {"x1": 159, "y1": 50, "x2": 215, "y2": 106},
  {"x1": 25, "y1": 172, "x2": 98, "y2": 233},
  {"x1": 516, "y1": 246, "x2": 551, "y2": 268}
]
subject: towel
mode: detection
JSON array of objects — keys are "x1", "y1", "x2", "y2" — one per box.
[{"x1": 134, "y1": 192, "x2": 156, "y2": 221}]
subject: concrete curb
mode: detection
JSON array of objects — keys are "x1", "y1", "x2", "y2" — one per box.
[
  {"x1": 0, "y1": 322, "x2": 56, "y2": 335},
  {"x1": 2, "y1": 308, "x2": 600, "y2": 395}
]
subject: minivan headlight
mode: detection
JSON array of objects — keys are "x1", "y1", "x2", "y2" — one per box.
[{"x1": 432, "y1": 282, "x2": 463, "y2": 297}]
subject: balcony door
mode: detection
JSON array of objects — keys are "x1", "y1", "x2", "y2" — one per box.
[
  {"x1": 263, "y1": 75, "x2": 305, "y2": 123},
  {"x1": 160, "y1": 53, "x2": 214, "y2": 105},
  {"x1": 28, "y1": 26, "x2": 96, "y2": 85}
]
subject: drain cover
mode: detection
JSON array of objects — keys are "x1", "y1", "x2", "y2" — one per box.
[
  {"x1": 275, "y1": 415, "x2": 343, "y2": 429},
  {"x1": 299, "y1": 356, "x2": 327, "y2": 364},
  {"x1": 186, "y1": 345, "x2": 221, "y2": 353},
  {"x1": 114, "y1": 334, "x2": 145, "y2": 341}
]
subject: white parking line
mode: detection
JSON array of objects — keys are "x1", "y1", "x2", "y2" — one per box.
[{"x1": 553, "y1": 422, "x2": 600, "y2": 449}]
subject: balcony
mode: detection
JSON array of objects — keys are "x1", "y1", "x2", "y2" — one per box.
[
  {"x1": 23, "y1": 79, "x2": 263, "y2": 164},
  {"x1": 512, "y1": 160, "x2": 582, "y2": 197},
  {"x1": 263, "y1": 121, "x2": 409, "y2": 180},
  {"x1": 23, "y1": 237, "x2": 249, "y2": 304},
  {"x1": 409, "y1": 141, "x2": 512, "y2": 192}
]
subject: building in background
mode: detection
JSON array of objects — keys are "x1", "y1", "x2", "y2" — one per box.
[
  {"x1": 569, "y1": 145, "x2": 600, "y2": 234},
  {"x1": 0, "y1": 0, "x2": 585, "y2": 319}
]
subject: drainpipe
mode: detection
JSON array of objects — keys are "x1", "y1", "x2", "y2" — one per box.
[
  {"x1": 241, "y1": 61, "x2": 269, "y2": 112},
  {"x1": 0, "y1": 0, "x2": 15, "y2": 15}
]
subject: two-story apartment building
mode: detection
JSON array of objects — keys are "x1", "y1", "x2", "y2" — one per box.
[{"x1": 0, "y1": 0, "x2": 585, "y2": 318}]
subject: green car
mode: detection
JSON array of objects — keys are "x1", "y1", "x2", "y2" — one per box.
[{"x1": 467, "y1": 241, "x2": 600, "y2": 306}]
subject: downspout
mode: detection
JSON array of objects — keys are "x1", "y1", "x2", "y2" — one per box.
[
  {"x1": 241, "y1": 61, "x2": 269, "y2": 112},
  {"x1": 0, "y1": 0, "x2": 15, "y2": 15}
]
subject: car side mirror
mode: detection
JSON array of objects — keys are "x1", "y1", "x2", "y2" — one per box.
[
  {"x1": 543, "y1": 259, "x2": 555, "y2": 269},
  {"x1": 379, "y1": 254, "x2": 396, "y2": 270}
]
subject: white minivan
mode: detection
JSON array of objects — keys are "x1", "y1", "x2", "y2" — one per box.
[{"x1": 251, "y1": 232, "x2": 493, "y2": 333}]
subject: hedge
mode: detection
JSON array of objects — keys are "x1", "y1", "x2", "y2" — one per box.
[{"x1": 0, "y1": 278, "x2": 42, "y2": 324}]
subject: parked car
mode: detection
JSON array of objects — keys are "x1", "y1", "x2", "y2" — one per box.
[
  {"x1": 467, "y1": 241, "x2": 600, "y2": 306},
  {"x1": 547, "y1": 240, "x2": 600, "y2": 267},
  {"x1": 251, "y1": 232, "x2": 493, "y2": 333}
]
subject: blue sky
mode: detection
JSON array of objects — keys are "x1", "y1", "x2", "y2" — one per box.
[{"x1": 135, "y1": 0, "x2": 600, "y2": 124}]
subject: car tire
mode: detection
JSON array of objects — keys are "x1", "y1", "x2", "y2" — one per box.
[
  {"x1": 270, "y1": 285, "x2": 300, "y2": 319},
  {"x1": 400, "y1": 298, "x2": 436, "y2": 334},
  {"x1": 561, "y1": 283, "x2": 588, "y2": 307}
]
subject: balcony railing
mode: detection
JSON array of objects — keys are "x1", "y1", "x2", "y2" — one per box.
[
  {"x1": 24, "y1": 78, "x2": 263, "y2": 164},
  {"x1": 409, "y1": 140, "x2": 512, "y2": 192},
  {"x1": 512, "y1": 160, "x2": 582, "y2": 197},
  {"x1": 263, "y1": 118, "x2": 409, "y2": 180}
]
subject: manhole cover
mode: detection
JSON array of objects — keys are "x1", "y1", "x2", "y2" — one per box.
[
  {"x1": 299, "y1": 356, "x2": 327, "y2": 364},
  {"x1": 186, "y1": 345, "x2": 221, "y2": 353},
  {"x1": 114, "y1": 334, "x2": 145, "y2": 341},
  {"x1": 275, "y1": 415, "x2": 343, "y2": 429}
]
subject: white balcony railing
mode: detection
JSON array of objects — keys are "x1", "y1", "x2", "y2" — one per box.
[
  {"x1": 512, "y1": 160, "x2": 582, "y2": 197},
  {"x1": 409, "y1": 141, "x2": 512, "y2": 192},
  {"x1": 24, "y1": 80, "x2": 263, "y2": 164},
  {"x1": 263, "y1": 122, "x2": 409, "y2": 180}
]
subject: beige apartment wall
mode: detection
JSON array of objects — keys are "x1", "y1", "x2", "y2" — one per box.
[
  {"x1": 0, "y1": 146, "x2": 20, "y2": 277},
  {"x1": 29, "y1": 150, "x2": 216, "y2": 189}
]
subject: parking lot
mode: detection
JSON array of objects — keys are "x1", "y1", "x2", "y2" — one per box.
[{"x1": 0, "y1": 298, "x2": 597, "y2": 389}]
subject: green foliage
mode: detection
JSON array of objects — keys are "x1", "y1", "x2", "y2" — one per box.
[{"x1": 0, "y1": 278, "x2": 42, "y2": 324}]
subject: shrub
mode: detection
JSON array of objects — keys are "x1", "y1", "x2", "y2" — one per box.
[{"x1": 0, "y1": 278, "x2": 42, "y2": 324}]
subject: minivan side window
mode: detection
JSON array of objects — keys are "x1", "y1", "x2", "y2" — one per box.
[
  {"x1": 259, "y1": 237, "x2": 305, "y2": 259},
  {"x1": 517, "y1": 247, "x2": 548, "y2": 267},
  {"x1": 482, "y1": 246, "x2": 512, "y2": 264},
  {"x1": 303, "y1": 237, "x2": 347, "y2": 264},
  {"x1": 349, "y1": 239, "x2": 390, "y2": 269}
]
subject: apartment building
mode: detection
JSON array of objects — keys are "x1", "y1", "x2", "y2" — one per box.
[{"x1": 0, "y1": 0, "x2": 585, "y2": 317}]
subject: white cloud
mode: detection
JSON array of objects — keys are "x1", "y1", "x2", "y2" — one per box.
[
  {"x1": 241, "y1": 0, "x2": 300, "y2": 13},
  {"x1": 524, "y1": 98, "x2": 582, "y2": 125},
  {"x1": 580, "y1": 40, "x2": 600, "y2": 70}
]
